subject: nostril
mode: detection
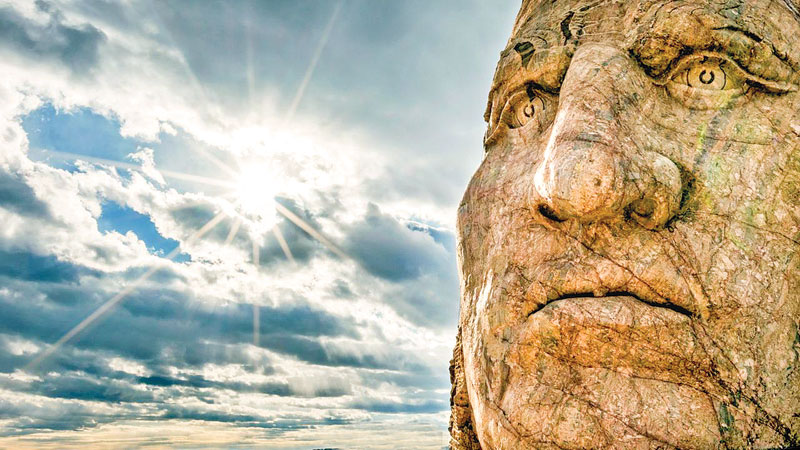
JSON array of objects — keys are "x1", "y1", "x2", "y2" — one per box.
[{"x1": 538, "y1": 204, "x2": 566, "y2": 223}]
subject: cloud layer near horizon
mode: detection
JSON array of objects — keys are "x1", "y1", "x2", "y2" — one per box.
[{"x1": 0, "y1": 0, "x2": 518, "y2": 448}]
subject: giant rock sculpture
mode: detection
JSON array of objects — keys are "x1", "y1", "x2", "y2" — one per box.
[{"x1": 450, "y1": 0, "x2": 800, "y2": 448}]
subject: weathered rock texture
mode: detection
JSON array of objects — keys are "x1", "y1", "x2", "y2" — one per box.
[{"x1": 450, "y1": 1, "x2": 800, "y2": 448}]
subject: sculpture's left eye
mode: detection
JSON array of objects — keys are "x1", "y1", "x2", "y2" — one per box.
[
  {"x1": 665, "y1": 56, "x2": 749, "y2": 109},
  {"x1": 671, "y1": 57, "x2": 741, "y2": 91}
]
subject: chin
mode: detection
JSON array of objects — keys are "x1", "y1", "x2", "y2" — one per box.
[{"x1": 464, "y1": 294, "x2": 722, "y2": 449}]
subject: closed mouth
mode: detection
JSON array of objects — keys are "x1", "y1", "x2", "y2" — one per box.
[{"x1": 528, "y1": 291, "x2": 694, "y2": 319}]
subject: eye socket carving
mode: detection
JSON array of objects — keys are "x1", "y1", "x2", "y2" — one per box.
[
  {"x1": 665, "y1": 55, "x2": 750, "y2": 109},
  {"x1": 508, "y1": 85, "x2": 546, "y2": 129},
  {"x1": 485, "y1": 84, "x2": 553, "y2": 146}
]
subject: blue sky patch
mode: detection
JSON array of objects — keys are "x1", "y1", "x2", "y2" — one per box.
[
  {"x1": 21, "y1": 104, "x2": 236, "y2": 196},
  {"x1": 97, "y1": 201, "x2": 189, "y2": 262},
  {"x1": 22, "y1": 104, "x2": 142, "y2": 166}
]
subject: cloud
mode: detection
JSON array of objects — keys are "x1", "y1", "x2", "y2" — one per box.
[
  {"x1": 254, "y1": 198, "x2": 323, "y2": 266},
  {"x1": 158, "y1": 406, "x2": 353, "y2": 431},
  {"x1": 345, "y1": 203, "x2": 451, "y2": 282},
  {"x1": 0, "y1": 169, "x2": 50, "y2": 218},
  {"x1": 348, "y1": 399, "x2": 448, "y2": 414},
  {"x1": 0, "y1": 0, "x2": 521, "y2": 445},
  {"x1": 343, "y1": 203, "x2": 459, "y2": 328},
  {"x1": 0, "y1": 391, "x2": 125, "y2": 435},
  {"x1": 0, "y1": 1, "x2": 105, "y2": 72},
  {"x1": 0, "y1": 249, "x2": 92, "y2": 283},
  {"x1": 0, "y1": 277, "x2": 370, "y2": 370},
  {"x1": 31, "y1": 374, "x2": 156, "y2": 404}
]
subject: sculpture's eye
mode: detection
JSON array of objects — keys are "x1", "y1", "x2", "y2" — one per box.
[
  {"x1": 484, "y1": 83, "x2": 555, "y2": 146},
  {"x1": 507, "y1": 86, "x2": 545, "y2": 129},
  {"x1": 671, "y1": 57, "x2": 741, "y2": 91},
  {"x1": 665, "y1": 56, "x2": 749, "y2": 109}
]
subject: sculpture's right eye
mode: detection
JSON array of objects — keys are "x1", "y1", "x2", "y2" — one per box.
[
  {"x1": 670, "y1": 56, "x2": 743, "y2": 92},
  {"x1": 661, "y1": 54, "x2": 765, "y2": 110},
  {"x1": 484, "y1": 83, "x2": 556, "y2": 147},
  {"x1": 506, "y1": 85, "x2": 545, "y2": 129}
]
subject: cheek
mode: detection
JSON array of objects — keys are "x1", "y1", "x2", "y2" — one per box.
[
  {"x1": 458, "y1": 273, "x2": 502, "y2": 446},
  {"x1": 457, "y1": 137, "x2": 553, "y2": 439},
  {"x1": 637, "y1": 90, "x2": 777, "y2": 165},
  {"x1": 457, "y1": 138, "x2": 547, "y2": 270},
  {"x1": 639, "y1": 89, "x2": 797, "y2": 219},
  {"x1": 779, "y1": 147, "x2": 800, "y2": 222}
]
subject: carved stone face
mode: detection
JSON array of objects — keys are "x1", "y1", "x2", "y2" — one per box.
[{"x1": 454, "y1": 0, "x2": 800, "y2": 448}]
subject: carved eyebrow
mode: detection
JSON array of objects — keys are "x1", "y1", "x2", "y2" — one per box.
[
  {"x1": 629, "y1": 14, "x2": 799, "y2": 91},
  {"x1": 484, "y1": 38, "x2": 572, "y2": 127},
  {"x1": 514, "y1": 41, "x2": 536, "y2": 67},
  {"x1": 710, "y1": 25, "x2": 762, "y2": 44},
  {"x1": 484, "y1": 6, "x2": 588, "y2": 126}
]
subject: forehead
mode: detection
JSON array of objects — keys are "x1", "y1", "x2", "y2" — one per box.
[
  {"x1": 512, "y1": 0, "x2": 798, "y2": 40},
  {"x1": 508, "y1": 0, "x2": 800, "y2": 69}
]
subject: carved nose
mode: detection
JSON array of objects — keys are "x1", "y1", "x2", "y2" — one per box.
[{"x1": 534, "y1": 45, "x2": 682, "y2": 229}]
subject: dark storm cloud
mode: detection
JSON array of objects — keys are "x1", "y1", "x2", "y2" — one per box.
[
  {"x1": 136, "y1": 374, "x2": 283, "y2": 394},
  {"x1": 0, "y1": 367, "x2": 353, "y2": 436},
  {"x1": 343, "y1": 204, "x2": 459, "y2": 328},
  {"x1": 0, "y1": 170, "x2": 50, "y2": 218},
  {"x1": 0, "y1": 396, "x2": 128, "y2": 436},
  {"x1": 1, "y1": 358, "x2": 346, "y2": 404},
  {"x1": 160, "y1": 406, "x2": 352, "y2": 430},
  {"x1": 256, "y1": 198, "x2": 323, "y2": 266},
  {"x1": 0, "y1": 266, "x2": 367, "y2": 435},
  {"x1": 31, "y1": 374, "x2": 156, "y2": 404},
  {"x1": 0, "y1": 1, "x2": 105, "y2": 72},
  {"x1": 265, "y1": 335, "x2": 396, "y2": 370},
  {"x1": 0, "y1": 272, "x2": 399, "y2": 378},
  {"x1": 348, "y1": 398, "x2": 448, "y2": 414},
  {"x1": 0, "y1": 249, "x2": 92, "y2": 283},
  {"x1": 345, "y1": 203, "x2": 451, "y2": 282},
  {"x1": 38, "y1": 283, "x2": 100, "y2": 307},
  {"x1": 138, "y1": 373, "x2": 349, "y2": 398}
]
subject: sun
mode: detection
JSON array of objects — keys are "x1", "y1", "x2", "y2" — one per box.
[{"x1": 233, "y1": 163, "x2": 280, "y2": 235}]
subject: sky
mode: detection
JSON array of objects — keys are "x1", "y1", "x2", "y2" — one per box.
[{"x1": 0, "y1": 1, "x2": 518, "y2": 448}]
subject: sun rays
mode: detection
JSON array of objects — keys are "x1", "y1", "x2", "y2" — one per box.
[
  {"x1": 26, "y1": 210, "x2": 228, "y2": 371},
  {"x1": 27, "y1": 147, "x2": 347, "y2": 371},
  {"x1": 285, "y1": 0, "x2": 345, "y2": 124},
  {"x1": 26, "y1": 0, "x2": 348, "y2": 371}
]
